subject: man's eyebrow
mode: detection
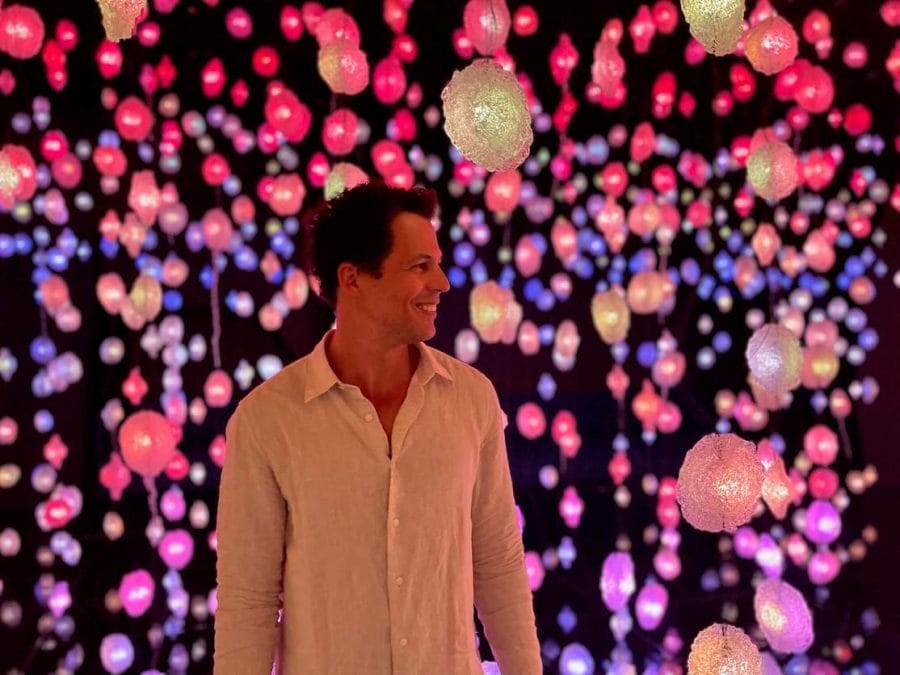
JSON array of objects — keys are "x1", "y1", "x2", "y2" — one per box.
[{"x1": 407, "y1": 254, "x2": 443, "y2": 263}]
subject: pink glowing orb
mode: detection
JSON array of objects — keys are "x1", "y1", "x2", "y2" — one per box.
[
  {"x1": 158, "y1": 529, "x2": 194, "y2": 569},
  {"x1": 203, "y1": 369, "x2": 233, "y2": 408},
  {"x1": 117, "y1": 410, "x2": 177, "y2": 478},
  {"x1": 515, "y1": 402, "x2": 546, "y2": 440},
  {"x1": 118, "y1": 569, "x2": 155, "y2": 617},
  {"x1": 0, "y1": 4, "x2": 45, "y2": 60},
  {"x1": 636, "y1": 579, "x2": 668, "y2": 630},
  {"x1": 744, "y1": 15, "x2": 798, "y2": 75},
  {"x1": 688, "y1": 623, "x2": 761, "y2": 674},
  {"x1": 463, "y1": 0, "x2": 511, "y2": 56},
  {"x1": 754, "y1": 578, "x2": 814, "y2": 654},
  {"x1": 317, "y1": 39, "x2": 369, "y2": 95},
  {"x1": 600, "y1": 551, "x2": 635, "y2": 611},
  {"x1": 677, "y1": 433, "x2": 764, "y2": 533}
]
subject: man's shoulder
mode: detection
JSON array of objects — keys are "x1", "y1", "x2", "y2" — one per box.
[
  {"x1": 236, "y1": 353, "x2": 312, "y2": 415},
  {"x1": 423, "y1": 343, "x2": 495, "y2": 395}
]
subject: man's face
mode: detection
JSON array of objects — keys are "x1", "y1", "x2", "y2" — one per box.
[{"x1": 353, "y1": 210, "x2": 450, "y2": 344}]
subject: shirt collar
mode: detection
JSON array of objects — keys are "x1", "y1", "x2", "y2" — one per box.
[{"x1": 304, "y1": 329, "x2": 453, "y2": 403}]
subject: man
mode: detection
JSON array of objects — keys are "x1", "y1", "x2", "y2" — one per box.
[{"x1": 214, "y1": 182, "x2": 542, "y2": 674}]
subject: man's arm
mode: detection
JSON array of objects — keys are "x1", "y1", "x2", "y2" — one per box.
[
  {"x1": 472, "y1": 392, "x2": 542, "y2": 674},
  {"x1": 214, "y1": 404, "x2": 286, "y2": 674}
]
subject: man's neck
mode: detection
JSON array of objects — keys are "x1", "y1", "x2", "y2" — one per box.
[{"x1": 326, "y1": 328, "x2": 418, "y2": 401}]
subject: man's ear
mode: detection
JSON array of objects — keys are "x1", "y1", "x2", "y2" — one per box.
[{"x1": 336, "y1": 262, "x2": 360, "y2": 298}]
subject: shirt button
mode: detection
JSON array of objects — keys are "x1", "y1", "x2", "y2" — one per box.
[
  {"x1": 364, "y1": 413, "x2": 374, "y2": 422},
  {"x1": 399, "y1": 638, "x2": 408, "y2": 647},
  {"x1": 395, "y1": 576, "x2": 403, "y2": 586},
  {"x1": 392, "y1": 518, "x2": 400, "y2": 527}
]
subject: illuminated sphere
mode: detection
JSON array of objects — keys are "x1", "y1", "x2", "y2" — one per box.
[
  {"x1": 600, "y1": 551, "x2": 635, "y2": 611},
  {"x1": 317, "y1": 39, "x2": 369, "y2": 95},
  {"x1": 97, "y1": 0, "x2": 146, "y2": 41},
  {"x1": 794, "y1": 65, "x2": 834, "y2": 113},
  {"x1": 801, "y1": 345, "x2": 839, "y2": 389},
  {"x1": 313, "y1": 8, "x2": 360, "y2": 47},
  {"x1": 201, "y1": 208, "x2": 233, "y2": 251},
  {"x1": 754, "y1": 579, "x2": 814, "y2": 654},
  {"x1": 626, "y1": 271, "x2": 669, "y2": 314},
  {"x1": 635, "y1": 579, "x2": 669, "y2": 630},
  {"x1": 747, "y1": 139, "x2": 799, "y2": 201},
  {"x1": 515, "y1": 403, "x2": 546, "y2": 440},
  {"x1": 39, "y1": 275, "x2": 70, "y2": 316},
  {"x1": 118, "y1": 569, "x2": 154, "y2": 618},
  {"x1": 373, "y1": 57, "x2": 406, "y2": 104},
  {"x1": 203, "y1": 370, "x2": 233, "y2": 408},
  {"x1": 677, "y1": 433, "x2": 764, "y2": 533},
  {"x1": 0, "y1": 4, "x2": 45, "y2": 60},
  {"x1": 469, "y1": 280, "x2": 515, "y2": 343},
  {"x1": 114, "y1": 96, "x2": 154, "y2": 142},
  {"x1": 324, "y1": 162, "x2": 368, "y2": 200},
  {"x1": 590, "y1": 290, "x2": 630, "y2": 344},
  {"x1": 117, "y1": 410, "x2": 176, "y2": 478},
  {"x1": 745, "y1": 323, "x2": 802, "y2": 395},
  {"x1": 129, "y1": 274, "x2": 162, "y2": 321},
  {"x1": 803, "y1": 425, "x2": 838, "y2": 465},
  {"x1": 484, "y1": 169, "x2": 521, "y2": 214},
  {"x1": 680, "y1": 0, "x2": 745, "y2": 56},
  {"x1": 100, "y1": 633, "x2": 134, "y2": 675},
  {"x1": 744, "y1": 16, "x2": 798, "y2": 75},
  {"x1": 0, "y1": 150, "x2": 20, "y2": 205},
  {"x1": 269, "y1": 173, "x2": 306, "y2": 217},
  {"x1": 463, "y1": 0, "x2": 511, "y2": 56},
  {"x1": 805, "y1": 499, "x2": 841, "y2": 544},
  {"x1": 687, "y1": 623, "x2": 761, "y2": 674},
  {"x1": 322, "y1": 108, "x2": 358, "y2": 156},
  {"x1": 442, "y1": 59, "x2": 533, "y2": 172},
  {"x1": 761, "y1": 457, "x2": 792, "y2": 520}
]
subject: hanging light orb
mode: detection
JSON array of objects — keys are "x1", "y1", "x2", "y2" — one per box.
[
  {"x1": 753, "y1": 578, "x2": 814, "y2": 654},
  {"x1": 600, "y1": 551, "x2": 635, "y2": 612},
  {"x1": 324, "y1": 162, "x2": 368, "y2": 200},
  {"x1": 129, "y1": 274, "x2": 162, "y2": 321},
  {"x1": 0, "y1": 4, "x2": 45, "y2": 60},
  {"x1": 744, "y1": 15, "x2": 798, "y2": 75},
  {"x1": 97, "y1": 0, "x2": 147, "y2": 41},
  {"x1": 317, "y1": 39, "x2": 369, "y2": 95},
  {"x1": 677, "y1": 433, "x2": 764, "y2": 533},
  {"x1": 590, "y1": 289, "x2": 631, "y2": 344},
  {"x1": 761, "y1": 456, "x2": 792, "y2": 519},
  {"x1": 680, "y1": 0, "x2": 745, "y2": 56},
  {"x1": 442, "y1": 59, "x2": 533, "y2": 172},
  {"x1": 117, "y1": 410, "x2": 176, "y2": 478},
  {"x1": 463, "y1": 0, "x2": 511, "y2": 56},
  {"x1": 626, "y1": 271, "x2": 671, "y2": 314},
  {"x1": 469, "y1": 280, "x2": 521, "y2": 344},
  {"x1": 687, "y1": 623, "x2": 761, "y2": 674},
  {"x1": 745, "y1": 323, "x2": 803, "y2": 396},
  {"x1": 747, "y1": 138, "x2": 799, "y2": 201}
]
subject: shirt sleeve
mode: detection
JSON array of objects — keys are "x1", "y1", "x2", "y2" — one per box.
[
  {"x1": 214, "y1": 403, "x2": 286, "y2": 674},
  {"x1": 471, "y1": 389, "x2": 543, "y2": 675}
]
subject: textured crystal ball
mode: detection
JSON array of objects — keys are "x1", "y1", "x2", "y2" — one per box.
[
  {"x1": 746, "y1": 323, "x2": 803, "y2": 395},
  {"x1": 680, "y1": 0, "x2": 745, "y2": 56},
  {"x1": 442, "y1": 59, "x2": 533, "y2": 172},
  {"x1": 745, "y1": 15, "x2": 798, "y2": 75},
  {"x1": 747, "y1": 138, "x2": 799, "y2": 201},
  {"x1": 677, "y1": 433, "x2": 764, "y2": 533},
  {"x1": 753, "y1": 578, "x2": 814, "y2": 654},
  {"x1": 687, "y1": 623, "x2": 762, "y2": 675},
  {"x1": 591, "y1": 289, "x2": 631, "y2": 344}
]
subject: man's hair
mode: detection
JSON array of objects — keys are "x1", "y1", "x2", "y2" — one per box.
[{"x1": 306, "y1": 182, "x2": 438, "y2": 309}]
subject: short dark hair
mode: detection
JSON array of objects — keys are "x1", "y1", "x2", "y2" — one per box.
[{"x1": 306, "y1": 182, "x2": 438, "y2": 308}]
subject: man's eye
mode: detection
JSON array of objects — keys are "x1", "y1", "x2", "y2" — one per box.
[{"x1": 416, "y1": 263, "x2": 429, "y2": 270}]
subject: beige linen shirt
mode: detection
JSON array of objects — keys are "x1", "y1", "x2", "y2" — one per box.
[{"x1": 214, "y1": 329, "x2": 542, "y2": 674}]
